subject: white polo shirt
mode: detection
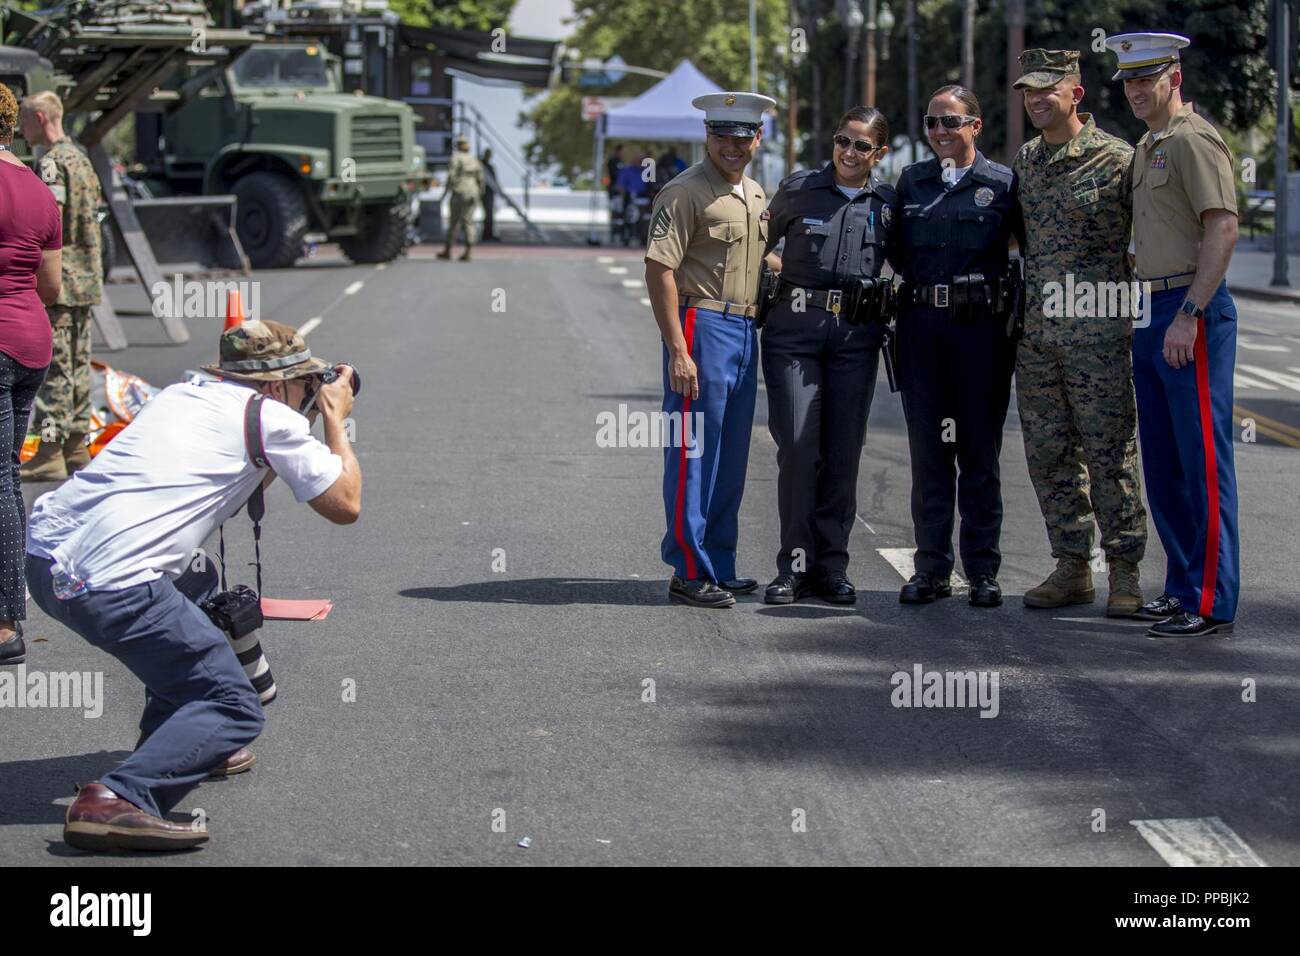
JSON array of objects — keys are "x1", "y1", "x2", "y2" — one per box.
[{"x1": 27, "y1": 379, "x2": 343, "y2": 591}]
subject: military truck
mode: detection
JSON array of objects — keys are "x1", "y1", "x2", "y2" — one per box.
[{"x1": 137, "y1": 41, "x2": 431, "y2": 268}]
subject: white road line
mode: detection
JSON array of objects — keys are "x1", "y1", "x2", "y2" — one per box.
[
  {"x1": 607, "y1": 266, "x2": 629, "y2": 275},
  {"x1": 855, "y1": 513, "x2": 876, "y2": 534},
  {"x1": 1129, "y1": 817, "x2": 1267, "y2": 867},
  {"x1": 376, "y1": 263, "x2": 387, "y2": 271},
  {"x1": 876, "y1": 547, "x2": 969, "y2": 591},
  {"x1": 639, "y1": 297, "x2": 652, "y2": 307},
  {"x1": 1238, "y1": 364, "x2": 1300, "y2": 392},
  {"x1": 1238, "y1": 337, "x2": 1289, "y2": 353},
  {"x1": 597, "y1": 256, "x2": 615, "y2": 264},
  {"x1": 1233, "y1": 373, "x2": 1277, "y2": 391},
  {"x1": 621, "y1": 279, "x2": 643, "y2": 288},
  {"x1": 343, "y1": 280, "x2": 365, "y2": 296},
  {"x1": 298, "y1": 317, "x2": 323, "y2": 336}
]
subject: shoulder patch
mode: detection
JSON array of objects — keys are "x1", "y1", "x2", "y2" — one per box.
[{"x1": 650, "y1": 205, "x2": 672, "y2": 242}]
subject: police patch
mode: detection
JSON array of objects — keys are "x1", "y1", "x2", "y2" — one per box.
[
  {"x1": 881, "y1": 205, "x2": 892, "y2": 228},
  {"x1": 974, "y1": 187, "x2": 995, "y2": 207},
  {"x1": 650, "y1": 205, "x2": 672, "y2": 242}
]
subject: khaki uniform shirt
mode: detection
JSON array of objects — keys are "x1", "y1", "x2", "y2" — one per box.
[
  {"x1": 1014, "y1": 114, "x2": 1134, "y2": 346},
  {"x1": 447, "y1": 151, "x2": 483, "y2": 201},
  {"x1": 39, "y1": 139, "x2": 103, "y2": 307},
  {"x1": 1131, "y1": 104, "x2": 1237, "y2": 280},
  {"x1": 644, "y1": 158, "x2": 767, "y2": 308}
]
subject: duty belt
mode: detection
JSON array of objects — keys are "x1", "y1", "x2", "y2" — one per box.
[
  {"x1": 1137, "y1": 271, "x2": 1195, "y2": 292},
  {"x1": 905, "y1": 281, "x2": 994, "y2": 309},
  {"x1": 678, "y1": 294, "x2": 757, "y2": 318}
]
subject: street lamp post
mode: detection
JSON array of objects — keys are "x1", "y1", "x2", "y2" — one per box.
[
  {"x1": 842, "y1": 1, "x2": 863, "y2": 113},
  {"x1": 906, "y1": 0, "x2": 918, "y2": 162},
  {"x1": 863, "y1": 0, "x2": 877, "y2": 107}
]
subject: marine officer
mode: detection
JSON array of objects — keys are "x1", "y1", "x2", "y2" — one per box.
[
  {"x1": 886, "y1": 85, "x2": 1025, "y2": 608},
  {"x1": 645, "y1": 91, "x2": 774, "y2": 608},
  {"x1": 1106, "y1": 32, "x2": 1241, "y2": 637},
  {"x1": 760, "y1": 106, "x2": 899, "y2": 605},
  {"x1": 1011, "y1": 50, "x2": 1147, "y2": 617}
]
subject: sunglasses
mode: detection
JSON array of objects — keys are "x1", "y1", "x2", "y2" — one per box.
[
  {"x1": 833, "y1": 134, "x2": 882, "y2": 154},
  {"x1": 924, "y1": 114, "x2": 979, "y2": 131}
]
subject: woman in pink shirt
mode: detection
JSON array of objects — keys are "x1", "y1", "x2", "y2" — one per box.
[{"x1": 0, "y1": 82, "x2": 62, "y2": 665}]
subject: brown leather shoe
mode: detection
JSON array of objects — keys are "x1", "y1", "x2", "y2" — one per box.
[
  {"x1": 64, "y1": 784, "x2": 209, "y2": 852},
  {"x1": 207, "y1": 747, "x2": 256, "y2": 777}
]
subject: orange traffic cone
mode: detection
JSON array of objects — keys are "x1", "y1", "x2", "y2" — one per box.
[{"x1": 223, "y1": 289, "x2": 247, "y2": 331}]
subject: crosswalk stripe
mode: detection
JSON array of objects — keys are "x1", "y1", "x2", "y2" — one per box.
[
  {"x1": 1233, "y1": 373, "x2": 1277, "y2": 390},
  {"x1": 1129, "y1": 817, "x2": 1267, "y2": 867},
  {"x1": 1238, "y1": 364, "x2": 1300, "y2": 392},
  {"x1": 621, "y1": 279, "x2": 643, "y2": 288},
  {"x1": 876, "y1": 547, "x2": 968, "y2": 591},
  {"x1": 1238, "y1": 337, "x2": 1289, "y2": 353},
  {"x1": 607, "y1": 266, "x2": 629, "y2": 275}
]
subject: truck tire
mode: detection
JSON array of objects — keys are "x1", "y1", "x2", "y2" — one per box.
[
  {"x1": 339, "y1": 200, "x2": 410, "y2": 264},
  {"x1": 232, "y1": 172, "x2": 309, "y2": 269}
]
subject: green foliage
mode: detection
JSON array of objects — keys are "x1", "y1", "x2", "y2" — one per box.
[{"x1": 390, "y1": 0, "x2": 516, "y2": 31}]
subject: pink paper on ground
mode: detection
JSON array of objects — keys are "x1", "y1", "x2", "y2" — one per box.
[{"x1": 261, "y1": 597, "x2": 334, "y2": 621}]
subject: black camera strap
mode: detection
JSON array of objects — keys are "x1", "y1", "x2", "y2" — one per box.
[{"x1": 217, "y1": 393, "x2": 268, "y2": 595}]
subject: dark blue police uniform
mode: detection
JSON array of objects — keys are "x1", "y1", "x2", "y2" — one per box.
[
  {"x1": 762, "y1": 164, "x2": 899, "y2": 593},
  {"x1": 887, "y1": 152, "x2": 1024, "y2": 594}
]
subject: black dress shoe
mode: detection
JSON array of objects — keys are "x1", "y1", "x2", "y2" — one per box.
[
  {"x1": 968, "y1": 574, "x2": 1002, "y2": 608},
  {"x1": 899, "y1": 572, "x2": 952, "y2": 604},
  {"x1": 0, "y1": 622, "x2": 25, "y2": 666},
  {"x1": 1148, "y1": 612, "x2": 1233, "y2": 637},
  {"x1": 1133, "y1": 593, "x2": 1183, "y2": 621},
  {"x1": 816, "y1": 571, "x2": 857, "y2": 605},
  {"x1": 764, "y1": 573, "x2": 813, "y2": 605},
  {"x1": 668, "y1": 576, "x2": 735, "y2": 609},
  {"x1": 721, "y1": 577, "x2": 759, "y2": 595}
]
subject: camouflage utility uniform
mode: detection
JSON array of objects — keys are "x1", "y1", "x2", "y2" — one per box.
[
  {"x1": 1014, "y1": 113, "x2": 1146, "y2": 567},
  {"x1": 34, "y1": 138, "x2": 102, "y2": 460},
  {"x1": 443, "y1": 150, "x2": 483, "y2": 253}
]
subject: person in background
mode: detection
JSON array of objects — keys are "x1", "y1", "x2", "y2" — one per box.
[
  {"x1": 480, "y1": 147, "x2": 499, "y2": 243},
  {"x1": 19, "y1": 90, "x2": 103, "y2": 483},
  {"x1": 438, "y1": 135, "x2": 482, "y2": 262},
  {"x1": 0, "y1": 81, "x2": 62, "y2": 667}
]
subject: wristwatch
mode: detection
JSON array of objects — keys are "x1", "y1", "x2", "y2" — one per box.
[{"x1": 1179, "y1": 299, "x2": 1204, "y2": 320}]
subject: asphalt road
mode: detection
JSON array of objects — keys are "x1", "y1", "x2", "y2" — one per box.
[{"x1": 2, "y1": 247, "x2": 1297, "y2": 866}]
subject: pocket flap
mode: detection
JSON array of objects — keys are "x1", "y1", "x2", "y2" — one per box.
[{"x1": 708, "y1": 221, "x2": 744, "y2": 243}]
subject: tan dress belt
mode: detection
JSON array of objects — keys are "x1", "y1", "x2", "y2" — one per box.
[
  {"x1": 1137, "y1": 272, "x2": 1196, "y2": 292},
  {"x1": 677, "y1": 294, "x2": 757, "y2": 318}
]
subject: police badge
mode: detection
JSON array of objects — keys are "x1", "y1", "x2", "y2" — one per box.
[
  {"x1": 881, "y1": 205, "x2": 893, "y2": 229},
  {"x1": 974, "y1": 186, "x2": 995, "y2": 207}
]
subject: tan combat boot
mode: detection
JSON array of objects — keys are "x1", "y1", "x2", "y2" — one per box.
[
  {"x1": 20, "y1": 439, "x2": 68, "y2": 483},
  {"x1": 1023, "y1": 558, "x2": 1095, "y2": 608},
  {"x1": 1106, "y1": 559, "x2": 1143, "y2": 618},
  {"x1": 63, "y1": 432, "x2": 91, "y2": 474}
]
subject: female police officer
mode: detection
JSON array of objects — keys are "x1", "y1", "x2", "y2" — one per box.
[
  {"x1": 760, "y1": 107, "x2": 899, "y2": 605},
  {"x1": 886, "y1": 86, "x2": 1024, "y2": 608}
]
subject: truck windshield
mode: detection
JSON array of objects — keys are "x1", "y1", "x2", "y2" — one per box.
[{"x1": 231, "y1": 47, "x2": 334, "y2": 91}]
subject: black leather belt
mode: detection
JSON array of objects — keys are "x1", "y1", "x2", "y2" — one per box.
[
  {"x1": 904, "y1": 281, "x2": 994, "y2": 309},
  {"x1": 779, "y1": 286, "x2": 848, "y2": 314}
]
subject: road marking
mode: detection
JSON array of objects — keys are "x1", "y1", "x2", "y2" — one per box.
[
  {"x1": 1129, "y1": 817, "x2": 1267, "y2": 867},
  {"x1": 1235, "y1": 405, "x2": 1300, "y2": 449},
  {"x1": 639, "y1": 297, "x2": 652, "y2": 307},
  {"x1": 298, "y1": 317, "x2": 323, "y2": 336},
  {"x1": 343, "y1": 280, "x2": 365, "y2": 296},
  {"x1": 1234, "y1": 373, "x2": 1277, "y2": 391},
  {"x1": 376, "y1": 263, "x2": 387, "y2": 271},
  {"x1": 876, "y1": 547, "x2": 968, "y2": 591},
  {"x1": 1238, "y1": 337, "x2": 1289, "y2": 352},
  {"x1": 855, "y1": 513, "x2": 876, "y2": 534},
  {"x1": 597, "y1": 256, "x2": 615, "y2": 264},
  {"x1": 621, "y1": 279, "x2": 643, "y2": 288},
  {"x1": 607, "y1": 266, "x2": 629, "y2": 275},
  {"x1": 1238, "y1": 364, "x2": 1300, "y2": 392}
]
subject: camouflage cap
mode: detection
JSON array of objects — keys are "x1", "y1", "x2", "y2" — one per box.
[
  {"x1": 201, "y1": 320, "x2": 332, "y2": 383},
  {"x1": 1014, "y1": 49, "x2": 1081, "y2": 90}
]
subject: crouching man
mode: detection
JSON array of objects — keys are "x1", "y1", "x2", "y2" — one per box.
[{"x1": 26, "y1": 320, "x2": 361, "y2": 852}]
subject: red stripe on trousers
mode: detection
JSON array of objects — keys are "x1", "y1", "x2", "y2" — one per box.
[
  {"x1": 673, "y1": 307, "x2": 698, "y2": 580},
  {"x1": 1193, "y1": 329, "x2": 1220, "y2": 619}
]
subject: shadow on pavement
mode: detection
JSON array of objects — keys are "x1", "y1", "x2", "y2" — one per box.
[
  {"x1": 400, "y1": 577, "x2": 665, "y2": 606},
  {"x1": 0, "y1": 750, "x2": 131, "y2": 826}
]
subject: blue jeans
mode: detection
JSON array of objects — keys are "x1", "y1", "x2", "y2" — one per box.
[
  {"x1": 26, "y1": 554, "x2": 265, "y2": 817},
  {"x1": 0, "y1": 351, "x2": 47, "y2": 621}
]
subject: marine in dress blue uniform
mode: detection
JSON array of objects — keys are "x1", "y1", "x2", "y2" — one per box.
[
  {"x1": 760, "y1": 117, "x2": 899, "y2": 605},
  {"x1": 644, "y1": 91, "x2": 774, "y2": 608},
  {"x1": 887, "y1": 131, "x2": 1025, "y2": 607},
  {"x1": 1107, "y1": 32, "x2": 1241, "y2": 637}
]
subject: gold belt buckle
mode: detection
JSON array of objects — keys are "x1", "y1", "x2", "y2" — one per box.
[{"x1": 828, "y1": 289, "x2": 842, "y2": 316}]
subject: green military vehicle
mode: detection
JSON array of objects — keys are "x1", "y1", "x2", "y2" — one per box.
[{"x1": 138, "y1": 41, "x2": 431, "y2": 268}]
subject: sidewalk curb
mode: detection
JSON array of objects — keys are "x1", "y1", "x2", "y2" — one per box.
[{"x1": 1230, "y1": 284, "x2": 1300, "y2": 305}]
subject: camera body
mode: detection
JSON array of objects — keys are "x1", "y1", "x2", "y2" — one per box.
[
  {"x1": 318, "y1": 363, "x2": 361, "y2": 396},
  {"x1": 200, "y1": 584, "x2": 264, "y2": 639}
]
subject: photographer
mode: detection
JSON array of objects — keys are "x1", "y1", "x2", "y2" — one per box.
[{"x1": 25, "y1": 320, "x2": 361, "y2": 853}]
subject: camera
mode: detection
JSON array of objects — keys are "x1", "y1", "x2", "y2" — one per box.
[
  {"x1": 201, "y1": 585, "x2": 277, "y2": 705},
  {"x1": 318, "y1": 363, "x2": 361, "y2": 396}
]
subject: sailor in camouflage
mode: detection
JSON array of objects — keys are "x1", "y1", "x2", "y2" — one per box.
[
  {"x1": 439, "y1": 135, "x2": 483, "y2": 262},
  {"x1": 19, "y1": 91, "x2": 102, "y2": 482},
  {"x1": 1011, "y1": 50, "x2": 1147, "y2": 616}
]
